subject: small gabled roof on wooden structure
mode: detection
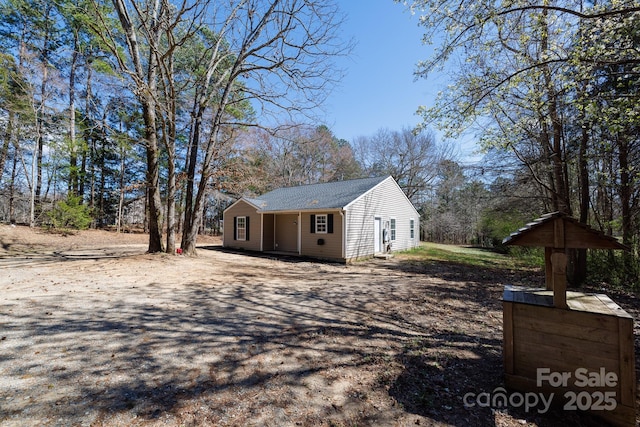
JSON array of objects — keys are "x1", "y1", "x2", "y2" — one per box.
[{"x1": 502, "y1": 211, "x2": 629, "y2": 250}]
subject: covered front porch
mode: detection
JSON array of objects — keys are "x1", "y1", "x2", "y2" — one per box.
[{"x1": 261, "y1": 213, "x2": 300, "y2": 254}]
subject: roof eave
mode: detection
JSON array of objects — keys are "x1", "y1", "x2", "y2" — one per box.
[
  {"x1": 342, "y1": 176, "x2": 391, "y2": 210},
  {"x1": 257, "y1": 207, "x2": 346, "y2": 214},
  {"x1": 223, "y1": 197, "x2": 262, "y2": 214}
]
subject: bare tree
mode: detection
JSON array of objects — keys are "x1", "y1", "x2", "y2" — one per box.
[
  {"x1": 355, "y1": 127, "x2": 449, "y2": 205},
  {"x1": 234, "y1": 124, "x2": 360, "y2": 193},
  {"x1": 180, "y1": 0, "x2": 350, "y2": 255},
  {"x1": 90, "y1": 0, "x2": 166, "y2": 251},
  {"x1": 89, "y1": 0, "x2": 348, "y2": 254},
  {"x1": 91, "y1": 0, "x2": 215, "y2": 252}
]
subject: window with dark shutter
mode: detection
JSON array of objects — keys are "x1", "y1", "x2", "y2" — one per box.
[
  {"x1": 233, "y1": 216, "x2": 237, "y2": 240},
  {"x1": 328, "y1": 213, "x2": 334, "y2": 234},
  {"x1": 310, "y1": 214, "x2": 316, "y2": 234}
]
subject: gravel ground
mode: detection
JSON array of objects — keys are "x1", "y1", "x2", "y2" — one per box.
[{"x1": 0, "y1": 225, "x2": 637, "y2": 426}]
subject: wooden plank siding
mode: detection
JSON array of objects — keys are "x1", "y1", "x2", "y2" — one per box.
[
  {"x1": 344, "y1": 177, "x2": 419, "y2": 261},
  {"x1": 503, "y1": 212, "x2": 628, "y2": 250},
  {"x1": 503, "y1": 295, "x2": 636, "y2": 427}
]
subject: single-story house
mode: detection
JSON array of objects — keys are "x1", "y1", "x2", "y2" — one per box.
[{"x1": 223, "y1": 176, "x2": 420, "y2": 262}]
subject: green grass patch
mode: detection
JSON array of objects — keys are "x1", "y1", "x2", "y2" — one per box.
[{"x1": 398, "y1": 242, "x2": 543, "y2": 270}]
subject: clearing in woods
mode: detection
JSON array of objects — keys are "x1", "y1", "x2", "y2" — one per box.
[{"x1": 0, "y1": 225, "x2": 638, "y2": 426}]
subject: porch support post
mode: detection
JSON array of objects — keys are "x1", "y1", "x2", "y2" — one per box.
[
  {"x1": 340, "y1": 210, "x2": 346, "y2": 260},
  {"x1": 259, "y1": 213, "x2": 263, "y2": 252},
  {"x1": 298, "y1": 211, "x2": 302, "y2": 255}
]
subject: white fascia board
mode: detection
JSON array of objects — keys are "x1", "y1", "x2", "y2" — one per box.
[
  {"x1": 257, "y1": 208, "x2": 344, "y2": 214},
  {"x1": 223, "y1": 197, "x2": 261, "y2": 214},
  {"x1": 342, "y1": 175, "x2": 393, "y2": 210}
]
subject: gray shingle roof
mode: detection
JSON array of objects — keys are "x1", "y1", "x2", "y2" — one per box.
[{"x1": 244, "y1": 176, "x2": 389, "y2": 212}]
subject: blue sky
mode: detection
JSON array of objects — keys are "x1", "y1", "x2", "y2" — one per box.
[{"x1": 324, "y1": 1, "x2": 442, "y2": 143}]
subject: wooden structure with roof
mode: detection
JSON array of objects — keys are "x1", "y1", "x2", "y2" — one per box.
[{"x1": 502, "y1": 212, "x2": 636, "y2": 426}]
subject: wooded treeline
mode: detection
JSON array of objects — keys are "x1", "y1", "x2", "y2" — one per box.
[
  {"x1": 0, "y1": 0, "x2": 353, "y2": 255},
  {"x1": 0, "y1": 0, "x2": 457, "y2": 258},
  {"x1": 0, "y1": 0, "x2": 638, "y2": 285},
  {"x1": 400, "y1": 0, "x2": 640, "y2": 286}
]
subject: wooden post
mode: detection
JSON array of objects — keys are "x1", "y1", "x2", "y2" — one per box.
[
  {"x1": 552, "y1": 218, "x2": 567, "y2": 309},
  {"x1": 544, "y1": 247, "x2": 553, "y2": 290},
  {"x1": 551, "y1": 251, "x2": 568, "y2": 309},
  {"x1": 619, "y1": 318, "x2": 636, "y2": 409},
  {"x1": 503, "y1": 301, "x2": 514, "y2": 374},
  {"x1": 553, "y1": 217, "x2": 565, "y2": 248}
]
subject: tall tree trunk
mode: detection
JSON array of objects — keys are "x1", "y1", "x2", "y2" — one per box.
[
  {"x1": 89, "y1": 133, "x2": 95, "y2": 211},
  {"x1": 35, "y1": 5, "x2": 53, "y2": 213},
  {"x1": 144, "y1": 186, "x2": 149, "y2": 233},
  {"x1": 617, "y1": 134, "x2": 633, "y2": 278},
  {"x1": 98, "y1": 137, "x2": 105, "y2": 227},
  {"x1": 160, "y1": 48, "x2": 178, "y2": 255},
  {"x1": 574, "y1": 119, "x2": 590, "y2": 285},
  {"x1": 540, "y1": 5, "x2": 570, "y2": 216},
  {"x1": 181, "y1": 169, "x2": 209, "y2": 255},
  {"x1": 164, "y1": 126, "x2": 176, "y2": 254},
  {"x1": 35, "y1": 98, "x2": 45, "y2": 207},
  {"x1": 9, "y1": 141, "x2": 18, "y2": 224},
  {"x1": 80, "y1": 62, "x2": 93, "y2": 201},
  {"x1": 180, "y1": 102, "x2": 205, "y2": 254},
  {"x1": 117, "y1": 141, "x2": 125, "y2": 233},
  {"x1": 68, "y1": 33, "x2": 79, "y2": 196},
  {"x1": 540, "y1": 4, "x2": 580, "y2": 286},
  {"x1": 111, "y1": 0, "x2": 164, "y2": 252},
  {"x1": 0, "y1": 111, "x2": 15, "y2": 182},
  {"x1": 142, "y1": 99, "x2": 164, "y2": 252}
]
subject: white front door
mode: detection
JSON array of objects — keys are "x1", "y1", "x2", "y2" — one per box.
[{"x1": 374, "y1": 217, "x2": 382, "y2": 253}]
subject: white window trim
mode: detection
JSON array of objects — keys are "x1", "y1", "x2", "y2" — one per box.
[
  {"x1": 315, "y1": 214, "x2": 328, "y2": 234},
  {"x1": 237, "y1": 216, "x2": 246, "y2": 241},
  {"x1": 410, "y1": 218, "x2": 415, "y2": 239}
]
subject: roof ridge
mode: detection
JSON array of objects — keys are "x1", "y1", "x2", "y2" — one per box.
[
  {"x1": 263, "y1": 175, "x2": 387, "y2": 191},
  {"x1": 246, "y1": 176, "x2": 390, "y2": 212}
]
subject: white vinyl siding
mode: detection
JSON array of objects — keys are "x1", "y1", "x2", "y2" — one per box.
[{"x1": 344, "y1": 177, "x2": 419, "y2": 260}]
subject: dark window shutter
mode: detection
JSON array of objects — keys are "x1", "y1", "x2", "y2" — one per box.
[
  {"x1": 328, "y1": 214, "x2": 334, "y2": 234},
  {"x1": 310, "y1": 214, "x2": 316, "y2": 233},
  {"x1": 233, "y1": 217, "x2": 237, "y2": 240},
  {"x1": 246, "y1": 217, "x2": 250, "y2": 241}
]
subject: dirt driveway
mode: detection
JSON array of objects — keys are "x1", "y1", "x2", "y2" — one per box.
[{"x1": 0, "y1": 225, "x2": 637, "y2": 426}]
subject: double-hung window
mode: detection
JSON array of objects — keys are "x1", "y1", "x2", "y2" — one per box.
[
  {"x1": 410, "y1": 219, "x2": 415, "y2": 239},
  {"x1": 315, "y1": 214, "x2": 328, "y2": 234},
  {"x1": 236, "y1": 216, "x2": 246, "y2": 240},
  {"x1": 311, "y1": 214, "x2": 333, "y2": 234},
  {"x1": 390, "y1": 218, "x2": 396, "y2": 241}
]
